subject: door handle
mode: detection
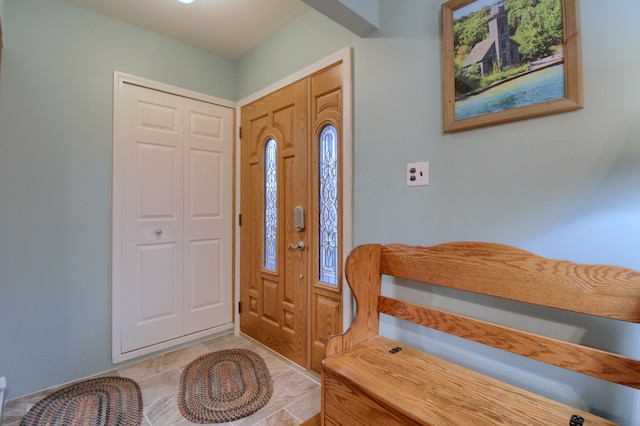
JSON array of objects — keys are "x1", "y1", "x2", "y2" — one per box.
[{"x1": 287, "y1": 241, "x2": 305, "y2": 251}]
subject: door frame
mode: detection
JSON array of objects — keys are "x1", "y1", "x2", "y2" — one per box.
[
  {"x1": 112, "y1": 71, "x2": 236, "y2": 363},
  {"x1": 234, "y1": 47, "x2": 354, "y2": 340}
]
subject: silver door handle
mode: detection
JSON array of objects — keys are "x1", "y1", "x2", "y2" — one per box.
[{"x1": 287, "y1": 241, "x2": 305, "y2": 251}]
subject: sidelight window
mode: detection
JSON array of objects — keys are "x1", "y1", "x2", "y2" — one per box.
[
  {"x1": 264, "y1": 138, "x2": 277, "y2": 270},
  {"x1": 318, "y1": 125, "x2": 339, "y2": 286}
]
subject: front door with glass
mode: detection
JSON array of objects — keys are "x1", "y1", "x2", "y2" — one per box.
[{"x1": 240, "y1": 62, "x2": 344, "y2": 372}]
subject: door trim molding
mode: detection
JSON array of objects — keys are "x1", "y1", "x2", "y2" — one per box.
[
  {"x1": 113, "y1": 72, "x2": 236, "y2": 109},
  {"x1": 234, "y1": 47, "x2": 354, "y2": 336},
  {"x1": 112, "y1": 72, "x2": 236, "y2": 363}
]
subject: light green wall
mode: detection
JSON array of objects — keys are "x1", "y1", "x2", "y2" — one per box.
[
  {"x1": 238, "y1": 1, "x2": 640, "y2": 424},
  {"x1": 0, "y1": 0, "x2": 235, "y2": 399},
  {"x1": 240, "y1": 1, "x2": 640, "y2": 267},
  {"x1": 237, "y1": 11, "x2": 357, "y2": 99}
]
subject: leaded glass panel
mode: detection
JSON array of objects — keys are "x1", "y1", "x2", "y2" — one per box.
[
  {"x1": 264, "y1": 139, "x2": 277, "y2": 271},
  {"x1": 319, "y1": 125, "x2": 338, "y2": 286}
]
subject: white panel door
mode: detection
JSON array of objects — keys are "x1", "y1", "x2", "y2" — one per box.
[
  {"x1": 183, "y1": 98, "x2": 233, "y2": 333},
  {"x1": 120, "y1": 84, "x2": 184, "y2": 352}
]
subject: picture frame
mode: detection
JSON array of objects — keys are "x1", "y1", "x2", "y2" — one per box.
[{"x1": 441, "y1": 0, "x2": 583, "y2": 133}]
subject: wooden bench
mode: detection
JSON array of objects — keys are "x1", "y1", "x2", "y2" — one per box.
[{"x1": 321, "y1": 243, "x2": 640, "y2": 425}]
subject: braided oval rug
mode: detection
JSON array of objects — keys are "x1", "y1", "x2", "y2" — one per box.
[
  {"x1": 178, "y1": 349, "x2": 273, "y2": 423},
  {"x1": 20, "y1": 376, "x2": 142, "y2": 426}
]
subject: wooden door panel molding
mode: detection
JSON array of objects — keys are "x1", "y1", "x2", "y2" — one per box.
[
  {"x1": 240, "y1": 59, "x2": 346, "y2": 373},
  {"x1": 309, "y1": 63, "x2": 344, "y2": 372},
  {"x1": 240, "y1": 79, "x2": 309, "y2": 367}
]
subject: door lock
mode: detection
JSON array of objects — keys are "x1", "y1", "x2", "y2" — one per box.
[
  {"x1": 287, "y1": 241, "x2": 305, "y2": 251},
  {"x1": 294, "y1": 206, "x2": 305, "y2": 232}
]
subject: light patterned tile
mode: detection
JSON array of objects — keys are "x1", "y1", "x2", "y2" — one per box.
[
  {"x1": 201, "y1": 334, "x2": 258, "y2": 352},
  {"x1": 3, "y1": 392, "x2": 45, "y2": 424},
  {"x1": 144, "y1": 391, "x2": 184, "y2": 426},
  {"x1": 285, "y1": 388, "x2": 321, "y2": 422},
  {"x1": 138, "y1": 368, "x2": 182, "y2": 410},
  {"x1": 1, "y1": 415, "x2": 21, "y2": 426},
  {"x1": 261, "y1": 352, "x2": 294, "y2": 377},
  {"x1": 173, "y1": 417, "x2": 233, "y2": 426},
  {"x1": 232, "y1": 369, "x2": 319, "y2": 426},
  {"x1": 253, "y1": 408, "x2": 301, "y2": 426},
  {"x1": 118, "y1": 344, "x2": 210, "y2": 382}
]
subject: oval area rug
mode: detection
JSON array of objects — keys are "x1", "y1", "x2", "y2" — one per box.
[
  {"x1": 178, "y1": 349, "x2": 273, "y2": 423},
  {"x1": 20, "y1": 376, "x2": 142, "y2": 426}
]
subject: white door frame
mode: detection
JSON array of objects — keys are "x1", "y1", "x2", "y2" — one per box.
[
  {"x1": 112, "y1": 72, "x2": 236, "y2": 363},
  {"x1": 234, "y1": 47, "x2": 354, "y2": 336}
]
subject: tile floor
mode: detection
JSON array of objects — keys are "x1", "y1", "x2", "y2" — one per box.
[{"x1": 3, "y1": 334, "x2": 321, "y2": 426}]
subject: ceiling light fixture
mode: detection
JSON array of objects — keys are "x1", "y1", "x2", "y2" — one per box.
[{"x1": 178, "y1": 0, "x2": 194, "y2": 4}]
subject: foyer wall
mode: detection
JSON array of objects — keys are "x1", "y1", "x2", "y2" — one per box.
[
  {"x1": 0, "y1": 0, "x2": 235, "y2": 399},
  {"x1": 238, "y1": 1, "x2": 640, "y2": 423}
]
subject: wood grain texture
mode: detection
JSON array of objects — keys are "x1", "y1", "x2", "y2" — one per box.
[
  {"x1": 380, "y1": 243, "x2": 640, "y2": 322},
  {"x1": 323, "y1": 336, "x2": 618, "y2": 426},
  {"x1": 323, "y1": 368, "x2": 421, "y2": 426},
  {"x1": 324, "y1": 244, "x2": 381, "y2": 358},
  {"x1": 322, "y1": 242, "x2": 640, "y2": 425},
  {"x1": 378, "y1": 295, "x2": 640, "y2": 389},
  {"x1": 240, "y1": 78, "x2": 309, "y2": 367},
  {"x1": 310, "y1": 62, "x2": 344, "y2": 373}
]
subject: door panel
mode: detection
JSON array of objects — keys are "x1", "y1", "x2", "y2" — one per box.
[
  {"x1": 240, "y1": 62, "x2": 344, "y2": 372},
  {"x1": 138, "y1": 244, "x2": 179, "y2": 321},
  {"x1": 310, "y1": 63, "x2": 344, "y2": 372},
  {"x1": 121, "y1": 84, "x2": 184, "y2": 352},
  {"x1": 183, "y1": 98, "x2": 233, "y2": 334},
  {"x1": 240, "y1": 79, "x2": 309, "y2": 367}
]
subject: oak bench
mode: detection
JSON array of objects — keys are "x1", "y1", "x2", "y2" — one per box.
[{"x1": 321, "y1": 243, "x2": 640, "y2": 425}]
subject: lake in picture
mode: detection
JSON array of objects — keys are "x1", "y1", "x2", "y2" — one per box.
[{"x1": 455, "y1": 64, "x2": 565, "y2": 120}]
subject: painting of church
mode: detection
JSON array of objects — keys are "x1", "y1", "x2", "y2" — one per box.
[{"x1": 462, "y1": 0, "x2": 521, "y2": 76}]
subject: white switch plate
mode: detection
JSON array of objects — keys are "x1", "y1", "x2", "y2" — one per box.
[{"x1": 407, "y1": 162, "x2": 429, "y2": 186}]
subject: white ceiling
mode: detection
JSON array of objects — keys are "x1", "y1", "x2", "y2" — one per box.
[{"x1": 65, "y1": 0, "x2": 311, "y2": 60}]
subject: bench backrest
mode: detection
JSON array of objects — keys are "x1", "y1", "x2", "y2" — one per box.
[{"x1": 326, "y1": 242, "x2": 640, "y2": 389}]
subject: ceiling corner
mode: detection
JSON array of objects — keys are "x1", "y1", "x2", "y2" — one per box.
[{"x1": 301, "y1": 0, "x2": 379, "y2": 37}]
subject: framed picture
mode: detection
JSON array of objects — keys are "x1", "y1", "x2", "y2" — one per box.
[{"x1": 441, "y1": 0, "x2": 583, "y2": 133}]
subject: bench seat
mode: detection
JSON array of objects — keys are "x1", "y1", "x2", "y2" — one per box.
[
  {"x1": 323, "y1": 335, "x2": 616, "y2": 425},
  {"x1": 321, "y1": 243, "x2": 640, "y2": 425}
]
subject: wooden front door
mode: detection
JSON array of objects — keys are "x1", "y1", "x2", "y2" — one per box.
[
  {"x1": 240, "y1": 62, "x2": 345, "y2": 372},
  {"x1": 240, "y1": 78, "x2": 309, "y2": 367}
]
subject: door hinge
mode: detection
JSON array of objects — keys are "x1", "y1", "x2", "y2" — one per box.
[
  {"x1": 238, "y1": 301, "x2": 242, "y2": 314},
  {"x1": 238, "y1": 127, "x2": 242, "y2": 139},
  {"x1": 238, "y1": 214, "x2": 242, "y2": 226}
]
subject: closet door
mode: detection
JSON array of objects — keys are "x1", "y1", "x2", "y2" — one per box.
[
  {"x1": 115, "y1": 81, "x2": 233, "y2": 356},
  {"x1": 120, "y1": 84, "x2": 185, "y2": 352},
  {"x1": 183, "y1": 98, "x2": 233, "y2": 334}
]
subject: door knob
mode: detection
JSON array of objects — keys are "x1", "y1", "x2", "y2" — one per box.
[{"x1": 287, "y1": 241, "x2": 305, "y2": 251}]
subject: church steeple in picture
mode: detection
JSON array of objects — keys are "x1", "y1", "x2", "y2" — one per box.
[{"x1": 462, "y1": 0, "x2": 521, "y2": 76}]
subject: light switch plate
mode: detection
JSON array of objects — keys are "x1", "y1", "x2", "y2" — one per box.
[{"x1": 407, "y1": 162, "x2": 429, "y2": 186}]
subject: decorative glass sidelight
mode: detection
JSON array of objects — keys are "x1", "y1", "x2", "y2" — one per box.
[
  {"x1": 264, "y1": 139, "x2": 277, "y2": 270},
  {"x1": 319, "y1": 125, "x2": 339, "y2": 286}
]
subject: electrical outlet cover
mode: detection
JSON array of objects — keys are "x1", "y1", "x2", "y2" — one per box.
[{"x1": 406, "y1": 162, "x2": 429, "y2": 186}]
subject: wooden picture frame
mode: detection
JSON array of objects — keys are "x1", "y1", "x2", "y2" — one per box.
[{"x1": 442, "y1": 0, "x2": 583, "y2": 133}]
